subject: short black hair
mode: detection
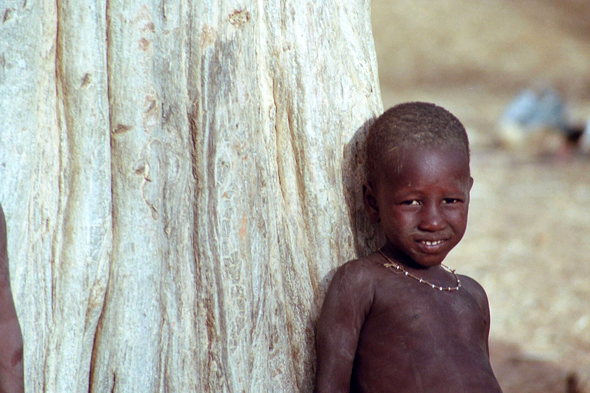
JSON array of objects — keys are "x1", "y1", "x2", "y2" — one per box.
[{"x1": 366, "y1": 102, "x2": 470, "y2": 184}]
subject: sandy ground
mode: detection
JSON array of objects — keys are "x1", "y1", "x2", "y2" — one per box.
[{"x1": 380, "y1": 85, "x2": 590, "y2": 393}]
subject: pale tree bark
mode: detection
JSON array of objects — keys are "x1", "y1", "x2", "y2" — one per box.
[{"x1": 0, "y1": 0, "x2": 382, "y2": 391}]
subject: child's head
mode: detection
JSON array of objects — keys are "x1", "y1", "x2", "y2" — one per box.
[
  {"x1": 366, "y1": 102, "x2": 470, "y2": 186},
  {"x1": 364, "y1": 102, "x2": 473, "y2": 267}
]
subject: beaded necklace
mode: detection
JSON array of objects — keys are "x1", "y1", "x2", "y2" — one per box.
[{"x1": 378, "y1": 248, "x2": 461, "y2": 292}]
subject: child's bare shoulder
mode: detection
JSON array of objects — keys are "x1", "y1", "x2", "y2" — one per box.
[
  {"x1": 323, "y1": 253, "x2": 385, "y2": 308},
  {"x1": 457, "y1": 274, "x2": 491, "y2": 313},
  {"x1": 331, "y1": 252, "x2": 384, "y2": 286}
]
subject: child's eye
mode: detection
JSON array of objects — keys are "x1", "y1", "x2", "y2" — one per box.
[
  {"x1": 442, "y1": 198, "x2": 460, "y2": 204},
  {"x1": 402, "y1": 200, "x2": 421, "y2": 206}
]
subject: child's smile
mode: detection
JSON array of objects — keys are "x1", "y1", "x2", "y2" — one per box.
[{"x1": 367, "y1": 144, "x2": 473, "y2": 269}]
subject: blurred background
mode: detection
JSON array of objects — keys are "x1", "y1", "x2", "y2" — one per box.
[{"x1": 371, "y1": 1, "x2": 590, "y2": 392}]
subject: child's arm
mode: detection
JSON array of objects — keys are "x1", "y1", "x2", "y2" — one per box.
[
  {"x1": 314, "y1": 260, "x2": 374, "y2": 393},
  {"x1": 460, "y1": 275, "x2": 492, "y2": 356},
  {"x1": 0, "y1": 206, "x2": 24, "y2": 393},
  {"x1": 0, "y1": 286, "x2": 23, "y2": 393}
]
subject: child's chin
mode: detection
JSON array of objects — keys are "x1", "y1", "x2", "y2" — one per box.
[{"x1": 414, "y1": 253, "x2": 449, "y2": 268}]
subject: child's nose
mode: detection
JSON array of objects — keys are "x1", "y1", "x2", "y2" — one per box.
[{"x1": 418, "y1": 203, "x2": 446, "y2": 231}]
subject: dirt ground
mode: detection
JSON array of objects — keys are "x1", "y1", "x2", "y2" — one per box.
[{"x1": 380, "y1": 85, "x2": 590, "y2": 393}]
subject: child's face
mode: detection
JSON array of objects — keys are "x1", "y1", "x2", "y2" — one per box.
[{"x1": 366, "y1": 144, "x2": 473, "y2": 268}]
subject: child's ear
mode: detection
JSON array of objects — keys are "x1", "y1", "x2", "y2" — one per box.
[
  {"x1": 363, "y1": 183, "x2": 381, "y2": 223},
  {"x1": 469, "y1": 176, "x2": 474, "y2": 191}
]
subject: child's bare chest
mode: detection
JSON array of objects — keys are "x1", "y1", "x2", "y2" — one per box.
[
  {"x1": 360, "y1": 276, "x2": 488, "y2": 346},
  {"x1": 351, "y1": 274, "x2": 499, "y2": 392}
]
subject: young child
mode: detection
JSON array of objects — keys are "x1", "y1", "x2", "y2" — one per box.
[
  {"x1": 0, "y1": 203, "x2": 24, "y2": 393},
  {"x1": 315, "y1": 102, "x2": 502, "y2": 392}
]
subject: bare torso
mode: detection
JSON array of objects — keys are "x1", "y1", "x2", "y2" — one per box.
[{"x1": 315, "y1": 253, "x2": 503, "y2": 393}]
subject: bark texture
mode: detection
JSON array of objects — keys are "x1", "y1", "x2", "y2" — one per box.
[{"x1": 0, "y1": 0, "x2": 382, "y2": 391}]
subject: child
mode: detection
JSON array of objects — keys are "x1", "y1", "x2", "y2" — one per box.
[
  {"x1": 0, "y1": 203, "x2": 24, "y2": 393},
  {"x1": 315, "y1": 102, "x2": 502, "y2": 392}
]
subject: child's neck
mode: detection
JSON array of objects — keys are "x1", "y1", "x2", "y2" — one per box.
[
  {"x1": 378, "y1": 247, "x2": 461, "y2": 292},
  {"x1": 379, "y1": 244, "x2": 432, "y2": 271}
]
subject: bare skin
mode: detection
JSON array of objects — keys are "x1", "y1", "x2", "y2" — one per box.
[
  {"x1": 0, "y1": 204, "x2": 24, "y2": 393},
  {"x1": 315, "y1": 145, "x2": 502, "y2": 392}
]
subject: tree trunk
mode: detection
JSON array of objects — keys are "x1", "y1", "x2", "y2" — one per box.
[{"x1": 0, "y1": 0, "x2": 382, "y2": 391}]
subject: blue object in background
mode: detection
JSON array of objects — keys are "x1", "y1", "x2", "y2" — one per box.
[{"x1": 501, "y1": 88, "x2": 568, "y2": 132}]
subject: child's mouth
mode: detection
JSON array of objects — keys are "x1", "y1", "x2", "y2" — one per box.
[{"x1": 421, "y1": 240, "x2": 444, "y2": 246}]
